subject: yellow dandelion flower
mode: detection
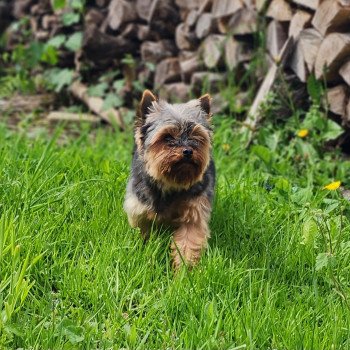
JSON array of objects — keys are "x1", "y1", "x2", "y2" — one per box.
[
  {"x1": 222, "y1": 143, "x2": 230, "y2": 152},
  {"x1": 297, "y1": 129, "x2": 309, "y2": 138},
  {"x1": 323, "y1": 181, "x2": 341, "y2": 190}
]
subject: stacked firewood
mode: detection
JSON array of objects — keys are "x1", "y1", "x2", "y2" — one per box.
[
  {"x1": 81, "y1": 0, "x2": 260, "y2": 110},
  {"x1": 3, "y1": 0, "x2": 350, "y2": 127},
  {"x1": 3, "y1": 0, "x2": 261, "y2": 114},
  {"x1": 264, "y1": 0, "x2": 350, "y2": 127}
]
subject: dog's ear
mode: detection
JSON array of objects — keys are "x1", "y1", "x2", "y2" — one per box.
[
  {"x1": 199, "y1": 94, "x2": 211, "y2": 117},
  {"x1": 138, "y1": 90, "x2": 157, "y2": 121}
]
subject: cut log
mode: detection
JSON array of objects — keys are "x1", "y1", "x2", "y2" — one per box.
[
  {"x1": 195, "y1": 13, "x2": 216, "y2": 39},
  {"x1": 298, "y1": 28, "x2": 323, "y2": 73},
  {"x1": 186, "y1": 10, "x2": 199, "y2": 28},
  {"x1": 70, "y1": 81, "x2": 125, "y2": 129},
  {"x1": 211, "y1": 0, "x2": 243, "y2": 18},
  {"x1": 312, "y1": 0, "x2": 350, "y2": 36},
  {"x1": 256, "y1": 0, "x2": 269, "y2": 11},
  {"x1": 201, "y1": 34, "x2": 225, "y2": 69},
  {"x1": 315, "y1": 33, "x2": 350, "y2": 81},
  {"x1": 154, "y1": 57, "x2": 181, "y2": 87},
  {"x1": 326, "y1": 85, "x2": 348, "y2": 116},
  {"x1": 218, "y1": 8, "x2": 257, "y2": 35},
  {"x1": 85, "y1": 9, "x2": 105, "y2": 27},
  {"x1": 198, "y1": 0, "x2": 213, "y2": 13},
  {"x1": 42, "y1": 15, "x2": 59, "y2": 31},
  {"x1": 179, "y1": 50, "x2": 198, "y2": 61},
  {"x1": 13, "y1": 0, "x2": 33, "y2": 18},
  {"x1": 121, "y1": 23, "x2": 142, "y2": 40},
  {"x1": 148, "y1": 0, "x2": 181, "y2": 38},
  {"x1": 292, "y1": 0, "x2": 322, "y2": 10},
  {"x1": 175, "y1": 0, "x2": 202, "y2": 9},
  {"x1": 159, "y1": 82, "x2": 191, "y2": 101},
  {"x1": 339, "y1": 60, "x2": 350, "y2": 85},
  {"x1": 289, "y1": 39, "x2": 308, "y2": 82},
  {"x1": 288, "y1": 10, "x2": 312, "y2": 38},
  {"x1": 96, "y1": 0, "x2": 108, "y2": 6},
  {"x1": 266, "y1": 0, "x2": 293, "y2": 21},
  {"x1": 136, "y1": 0, "x2": 153, "y2": 21},
  {"x1": 136, "y1": 25, "x2": 158, "y2": 41},
  {"x1": 35, "y1": 31, "x2": 50, "y2": 40},
  {"x1": 47, "y1": 112, "x2": 101, "y2": 124},
  {"x1": 29, "y1": 1, "x2": 50, "y2": 16},
  {"x1": 175, "y1": 23, "x2": 198, "y2": 50},
  {"x1": 148, "y1": 0, "x2": 180, "y2": 23},
  {"x1": 106, "y1": 0, "x2": 138, "y2": 31},
  {"x1": 225, "y1": 37, "x2": 252, "y2": 70},
  {"x1": 288, "y1": 27, "x2": 324, "y2": 82},
  {"x1": 0, "y1": 94, "x2": 54, "y2": 112},
  {"x1": 266, "y1": 20, "x2": 287, "y2": 60},
  {"x1": 180, "y1": 54, "x2": 203, "y2": 82},
  {"x1": 191, "y1": 72, "x2": 226, "y2": 94},
  {"x1": 141, "y1": 40, "x2": 177, "y2": 64},
  {"x1": 82, "y1": 25, "x2": 138, "y2": 65}
]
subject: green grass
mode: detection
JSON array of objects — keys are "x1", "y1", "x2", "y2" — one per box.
[{"x1": 1, "y1": 118, "x2": 350, "y2": 349}]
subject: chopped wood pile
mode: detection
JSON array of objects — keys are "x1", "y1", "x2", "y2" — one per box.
[
  {"x1": 2, "y1": 0, "x2": 261, "y2": 116},
  {"x1": 2, "y1": 0, "x2": 350, "y2": 130},
  {"x1": 266, "y1": 0, "x2": 350, "y2": 128}
]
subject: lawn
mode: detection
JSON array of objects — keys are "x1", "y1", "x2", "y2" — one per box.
[{"x1": 0, "y1": 116, "x2": 350, "y2": 349}]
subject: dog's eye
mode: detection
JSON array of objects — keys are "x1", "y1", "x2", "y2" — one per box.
[{"x1": 164, "y1": 134, "x2": 174, "y2": 143}]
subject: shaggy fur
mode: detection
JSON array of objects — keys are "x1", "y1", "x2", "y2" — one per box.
[{"x1": 124, "y1": 90, "x2": 215, "y2": 269}]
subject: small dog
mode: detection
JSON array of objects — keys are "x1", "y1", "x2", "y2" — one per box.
[{"x1": 124, "y1": 90, "x2": 215, "y2": 269}]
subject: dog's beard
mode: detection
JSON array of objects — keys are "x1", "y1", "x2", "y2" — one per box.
[
  {"x1": 145, "y1": 146, "x2": 209, "y2": 190},
  {"x1": 167, "y1": 158, "x2": 202, "y2": 185}
]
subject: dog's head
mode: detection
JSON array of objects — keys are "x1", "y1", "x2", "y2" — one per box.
[{"x1": 135, "y1": 90, "x2": 213, "y2": 190}]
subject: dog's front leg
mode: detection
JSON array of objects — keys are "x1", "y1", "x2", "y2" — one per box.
[
  {"x1": 171, "y1": 222, "x2": 209, "y2": 269},
  {"x1": 171, "y1": 197, "x2": 211, "y2": 269}
]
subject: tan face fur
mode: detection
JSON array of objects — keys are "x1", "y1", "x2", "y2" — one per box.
[{"x1": 135, "y1": 90, "x2": 212, "y2": 191}]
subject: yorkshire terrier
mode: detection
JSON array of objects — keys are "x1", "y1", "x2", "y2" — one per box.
[{"x1": 124, "y1": 90, "x2": 215, "y2": 269}]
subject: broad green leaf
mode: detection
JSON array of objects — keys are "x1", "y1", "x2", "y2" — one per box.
[
  {"x1": 62, "y1": 12, "x2": 80, "y2": 26},
  {"x1": 103, "y1": 93, "x2": 123, "y2": 110},
  {"x1": 59, "y1": 319, "x2": 84, "y2": 344},
  {"x1": 28, "y1": 41, "x2": 45, "y2": 67},
  {"x1": 251, "y1": 145, "x2": 272, "y2": 165},
  {"x1": 315, "y1": 252, "x2": 329, "y2": 271},
  {"x1": 49, "y1": 69, "x2": 74, "y2": 92},
  {"x1": 41, "y1": 45, "x2": 58, "y2": 65},
  {"x1": 71, "y1": 0, "x2": 85, "y2": 10},
  {"x1": 65, "y1": 32, "x2": 82, "y2": 52},
  {"x1": 265, "y1": 132, "x2": 280, "y2": 152},
  {"x1": 87, "y1": 82, "x2": 108, "y2": 97},
  {"x1": 302, "y1": 106, "x2": 325, "y2": 131},
  {"x1": 113, "y1": 79, "x2": 125, "y2": 92},
  {"x1": 47, "y1": 34, "x2": 66, "y2": 48},
  {"x1": 322, "y1": 119, "x2": 343, "y2": 141},
  {"x1": 323, "y1": 198, "x2": 340, "y2": 214},
  {"x1": 295, "y1": 139, "x2": 318, "y2": 164},
  {"x1": 274, "y1": 177, "x2": 291, "y2": 192},
  {"x1": 301, "y1": 218, "x2": 318, "y2": 246},
  {"x1": 291, "y1": 187, "x2": 312, "y2": 204},
  {"x1": 52, "y1": 0, "x2": 66, "y2": 11}
]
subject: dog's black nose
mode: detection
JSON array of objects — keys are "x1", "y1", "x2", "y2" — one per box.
[{"x1": 183, "y1": 148, "x2": 193, "y2": 158}]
